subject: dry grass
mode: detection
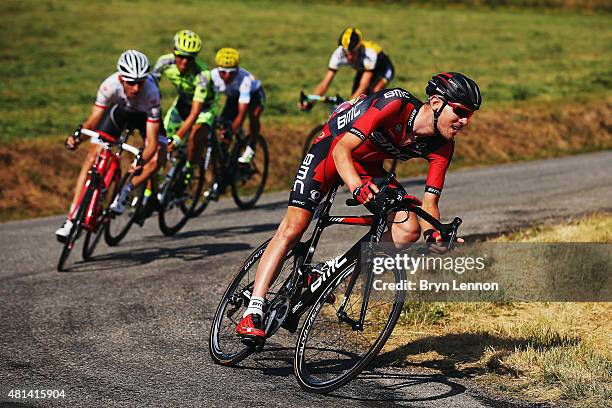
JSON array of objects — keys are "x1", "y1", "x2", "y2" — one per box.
[{"x1": 382, "y1": 214, "x2": 612, "y2": 407}]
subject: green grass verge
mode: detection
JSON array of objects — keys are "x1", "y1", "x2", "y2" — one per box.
[{"x1": 0, "y1": 0, "x2": 610, "y2": 142}]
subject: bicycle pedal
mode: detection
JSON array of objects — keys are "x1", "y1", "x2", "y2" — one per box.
[{"x1": 239, "y1": 336, "x2": 266, "y2": 349}]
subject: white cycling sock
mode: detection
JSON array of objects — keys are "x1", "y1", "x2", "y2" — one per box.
[{"x1": 243, "y1": 296, "x2": 265, "y2": 318}]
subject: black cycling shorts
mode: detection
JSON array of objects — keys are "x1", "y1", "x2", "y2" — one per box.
[
  {"x1": 220, "y1": 87, "x2": 266, "y2": 123},
  {"x1": 96, "y1": 104, "x2": 166, "y2": 144}
]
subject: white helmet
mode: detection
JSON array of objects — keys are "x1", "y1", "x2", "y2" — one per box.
[{"x1": 117, "y1": 50, "x2": 150, "y2": 81}]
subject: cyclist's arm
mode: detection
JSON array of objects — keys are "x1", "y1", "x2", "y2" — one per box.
[
  {"x1": 231, "y1": 102, "x2": 248, "y2": 134},
  {"x1": 331, "y1": 133, "x2": 368, "y2": 193},
  {"x1": 142, "y1": 120, "x2": 160, "y2": 163},
  {"x1": 231, "y1": 75, "x2": 252, "y2": 133},
  {"x1": 82, "y1": 105, "x2": 106, "y2": 130},
  {"x1": 351, "y1": 70, "x2": 374, "y2": 99},
  {"x1": 67, "y1": 105, "x2": 106, "y2": 148},
  {"x1": 420, "y1": 141, "x2": 453, "y2": 240},
  {"x1": 419, "y1": 192, "x2": 441, "y2": 240},
  {"x1": 313, "y1": 69, "x2": 336, "y2": 96},
  {"x1": 175, "y1": 100, "x2": 204, "y2": 139}
]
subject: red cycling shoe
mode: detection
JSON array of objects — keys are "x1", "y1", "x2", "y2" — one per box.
[{"x1": 236, "y1": 314, "x2": 266, "y2": 343}]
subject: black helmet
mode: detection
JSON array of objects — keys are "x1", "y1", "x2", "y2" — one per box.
[{"x1": 426, "y1": 72, "x2": 482, "y2": 111}]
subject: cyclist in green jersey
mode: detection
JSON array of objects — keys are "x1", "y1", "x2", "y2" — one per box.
[{"x1": 152, "y1": 30, "x2": 218, "y2": 169}]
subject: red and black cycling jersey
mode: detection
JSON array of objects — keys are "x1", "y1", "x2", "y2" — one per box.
[
  {"x1": 328, "y1": 88, "x2": 454, "y2": 195},
  {"x1": 288, "y1": 88, "x2": 454, "y2": 213}
]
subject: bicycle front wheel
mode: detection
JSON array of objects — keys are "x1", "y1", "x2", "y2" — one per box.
[
  {"x1": 230, "y1": 134, "x2": 269, "y2": 209},
  {"x1": 83, "y1": 173, "x2": 120, "y2": 259},
  {"x1": 105, "y1": 172, "x2": 145, "y2": 246},
  {"x1": 190, "y1": 145, "x2": 218, "y2": 217},
  {"x1": 57, "y1": 190, "x2": 92, "y2": 272},
  {"x1": 158, "y1": 156, "x2": 203, "y2": 236},
  {"x1": 294, "y1": 260, "x2": 406, "y2": 393}
]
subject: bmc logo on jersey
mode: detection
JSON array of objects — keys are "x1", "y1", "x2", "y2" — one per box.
[
  {"x1": 384, "y1": 89, "x2": 410, "y2": 99},
  {"x1": 337, "y1": 102, "x2": 362, "y2": 129}
]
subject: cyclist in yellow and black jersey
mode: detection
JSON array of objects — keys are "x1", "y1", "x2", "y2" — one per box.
[
  {"x1": 301, "y1": 27, "x2": 394, "y2": 110},
  {"x1": 152, "y1": 29, "x2": 218, "y2": 168}
]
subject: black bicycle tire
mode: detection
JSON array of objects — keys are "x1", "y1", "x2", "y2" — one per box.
[
  {"x1": 230, "y1": 134, "x2": 269, "y2": 209},
  {"x1": 190, "y1": 147, "x2": 218, "y2": 217},
  {"x1": 157, "y1": 159, "x2": 194, "y2": 236},
  {"x1": 209, "y1": 240, "x2": 270, "y2": 366},
  {"x1": 82, "y1": 226, "x2": 103, "y2": 261},
  {"x1": 57, "y1": 189, "x2": 92, "y2": 272},
  {"x1": 294, "y1": 262, "x2": 407, "y2": 393},
  {"x1": 302, "y1": 124, "x2": 324, "y2": 158},
  {"x1": 104, "y1": 172, "x2": 144, "y2": 246}
]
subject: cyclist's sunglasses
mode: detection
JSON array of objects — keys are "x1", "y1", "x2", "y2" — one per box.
[
  {"x1": 447, "y1": 101, "x2": 475, "y2": 119},
  {"x1": 124, "y1": 79, "x2": 145, "y2": 86},
  {"x1": 218, "y1": 67, "x2": 237, "y2": 74},
  {"x1": 173, "y1": 51, "x2": 195, "y2": 60}
]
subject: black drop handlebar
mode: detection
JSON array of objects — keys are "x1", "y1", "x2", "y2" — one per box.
[{"x1": 346, "y1": 173, "x2": 462, "y2": 250}]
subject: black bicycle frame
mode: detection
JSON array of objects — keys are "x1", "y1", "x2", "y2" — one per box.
[{"x1": 278, "y1": 177, "x2": 461, "y2": 334}]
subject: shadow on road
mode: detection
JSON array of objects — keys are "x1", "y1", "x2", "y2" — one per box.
[
  {"x1": 64, "y1": 242, "x2": 251, "y2": 273},
  {"x1": 374, "y1": 331, "x2": 578, "y2": 379},
  {"x1": 227, "y1": 344, "x2": 469, "y2": 404},
  {"x1": 142, "y1": 223, "x2": 279, "y2": 242},
  {"x1": 214, "y1": 199, "x2": 288, "y2": 215}
]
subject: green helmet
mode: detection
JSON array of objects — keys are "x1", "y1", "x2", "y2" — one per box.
[{"x1": 173, "y1": 29, "x2": 202, "y2": 57}]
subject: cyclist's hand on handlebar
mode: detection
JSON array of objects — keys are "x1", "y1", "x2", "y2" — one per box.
[
  {"x1": 352, "y1": 180, "x2": 379, "y2": 204},
  {"x1": 426, "y1": 231, "x2": 464, "y2": 254},
  {"x1": 167, "y1": 134, "x2": 182, "y2": 153},
  {"x1": 298, "y1": 101, "x2": 314, "y2": 111},
  {"x1": 64, "y1": 135, "x2": 80, "y2": 150}
]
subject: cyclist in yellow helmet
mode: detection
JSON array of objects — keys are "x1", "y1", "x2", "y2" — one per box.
[
  {"x1": 152, "y1": 30, "x2": 218, "y2": 169},
  {"x1": 211, "y1": 47, "x2": 265, "y2": 164},
  {"x1": 300, "y1": 27, "x2": 395, "y2": 110}
]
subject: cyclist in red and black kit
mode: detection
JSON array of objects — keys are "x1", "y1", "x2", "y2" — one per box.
[{"x1": 236, "y1": 72, "x2": 482, "y2": 341}]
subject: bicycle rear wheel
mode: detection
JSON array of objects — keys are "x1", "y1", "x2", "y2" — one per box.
[
  {"x1": 57, "y1": 190, "x2": 92, "y2": 272},
  {"x1": 104, "y1": 173, "x2": 145, "y2": 246},
  {"x1": 209, "y1": 239, "x2": 303, "y2": 366},
  {"x1": 302, "y1": 124, "x2": 324, "y2": 158},
  {"x1": 294, "y1": 259, "x2": 406, "y2": 393},
  {"x1": 230, "y1": 134, "x2": 269, "y2": 209}
]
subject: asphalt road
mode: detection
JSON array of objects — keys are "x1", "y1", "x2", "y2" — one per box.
[{"x1": 1, "y1": 151, "x2": 611, "y2": 407}]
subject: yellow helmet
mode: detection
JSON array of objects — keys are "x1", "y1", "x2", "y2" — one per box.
[
  {"x1": 215, "y1": 48, "x2": 240, "y2": 68},
  {"x1": 338, "y1": 27, "x2": 363, "y2": 52},
  {"x1": 173, "y1": 29, "x2": 202, "y2": 57}
]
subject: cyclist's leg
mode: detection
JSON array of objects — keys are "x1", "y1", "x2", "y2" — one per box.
[
  {"x1": 247, "y1": 88, "x2": 265, "y2": 143},
  {"x1": 187, "y1": 110, "x2": 214, "y2": 165},
  {"x1": 237, "y1": 133, "x2": 336, "y2": 337},
  {"x1": 385, "y1": 210, "x2": 420, "y2": 248},
  {"x1": 372, "y1": 59, "x2": 394, "y2": 93}
]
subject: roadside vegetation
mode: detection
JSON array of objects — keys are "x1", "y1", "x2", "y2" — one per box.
[
  {"x1": 0, "y1": 0, "x2": 610, "y2": 221},
  {"x1": 386, "y1": 213, "x2": 612, "y2": 407}
]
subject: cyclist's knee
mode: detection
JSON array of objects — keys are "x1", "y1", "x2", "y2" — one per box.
[
  {"x1": 275, "y1": 208, "x2": 311, "y2": 244},
  {"x1": 389, "y1": 213, "x2": 421, "y2": 248}
]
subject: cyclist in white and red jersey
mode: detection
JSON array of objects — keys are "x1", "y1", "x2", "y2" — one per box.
[
  {"x1": 211, "y1": 47, "x2": 265, "y2": 163},
  {"x1": 55, "y1": 50, "x2": 166, "y2": 241},
  {"x1": 236, "y1": 72, "x2": 482, "y2": 342},
  {"x1": 300, "y1": 27, "x2": 394, "y2": 110}
]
